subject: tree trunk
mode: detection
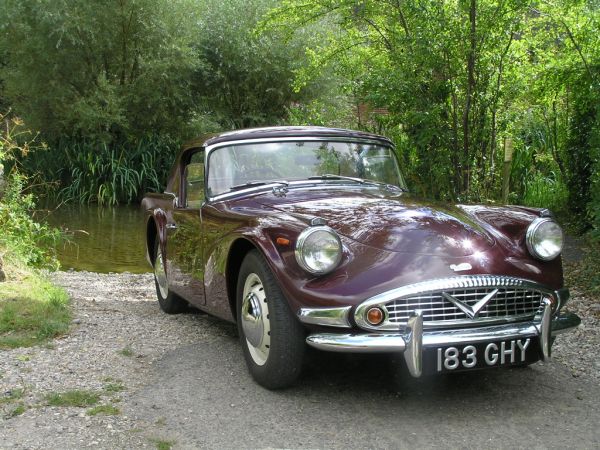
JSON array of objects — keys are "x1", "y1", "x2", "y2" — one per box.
[
  {"x1": 0, "y1": 254, "x2": 6, "y2": 282},
  {"x1": 462, "y1": 0, "x2": 477, "y2": 195}
]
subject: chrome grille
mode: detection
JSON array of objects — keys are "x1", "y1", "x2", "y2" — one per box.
[{"x1": 385, "y1": 287, "x2": 544, "y2": 324}]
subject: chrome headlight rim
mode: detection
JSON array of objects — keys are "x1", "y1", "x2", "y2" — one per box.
[
  {"x1": 295, "y1": 226, "x2": 343, "y2": 275},
  {"x1": 526, "y1": 217, "x2": 564, "y2": 261}
]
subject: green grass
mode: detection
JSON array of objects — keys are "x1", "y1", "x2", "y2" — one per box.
[
  {"x1": 87, "y1": 405, "x2": 120, "y2": 416},
  {"x1": 0, "y1": 268, "x2": 70, "y2": 349},
  {"x1": 521, "y1": 172, "x2": 569, "y2": 214},
  {"x1": 118, "y1": 346, "x2": 134, "y2": 357},
  {"x1": 103, "y1": 382, "x2": 125, "y2": 393},
  {"x1": 0, "y1": 388, "x2": 24, "y2": 405},
  {"x1": 45, "y1": 390, "x2": 101, "y2": 407},
  {"x1": 149, "y1": 438, "x2": 175, "y2": 450},
  {"x1": 7, "y1": 403, "x2": 26, "y2": 417}
]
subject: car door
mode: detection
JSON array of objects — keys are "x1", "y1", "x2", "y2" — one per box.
[{"x1": 166, "y1": 148, "x2": 206, "y2": 307}]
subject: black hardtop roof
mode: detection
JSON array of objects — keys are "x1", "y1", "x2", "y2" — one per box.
[{"x1": 182, "y1": 126, "x2": 394, "y2": 150}]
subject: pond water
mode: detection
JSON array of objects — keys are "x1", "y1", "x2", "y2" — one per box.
[{"x1": 46, "y1": 205, "x2": 150, "y2": 273}]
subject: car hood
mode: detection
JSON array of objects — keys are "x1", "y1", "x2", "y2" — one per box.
[{"x1": 255, "y1": 188, "x2": 496, "y2": 257}]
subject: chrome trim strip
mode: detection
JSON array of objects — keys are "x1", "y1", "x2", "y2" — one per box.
[
  {"x1": 306, "y1": 333, "x2": 407, "y2": 353},
  {"x1": 538, "y1": 298, "x2": 552, "y2": 360},
  {"x1": 306, "y1": 312, "x2": 580, "y2": 354},
  {"x1": 298, "y1": 306, "x2": 352, "y2": 328},
  {"x1": 404, "y1": 311, "x2": 423, "y2": 377},
  {"x1": 355, "y1": 275, "x2": 556, "y2": 332}
]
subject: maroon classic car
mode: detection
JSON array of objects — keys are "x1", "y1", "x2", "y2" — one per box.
[{"x1": 142, "y1": 126, "x2": 580, "y2": 389}]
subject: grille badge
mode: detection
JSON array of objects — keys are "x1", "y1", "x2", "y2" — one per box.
[{"x1": 442, "y1": 288, "x2": 499, "y2": 319}]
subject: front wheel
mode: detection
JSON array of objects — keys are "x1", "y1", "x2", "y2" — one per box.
[{"x1": 236, "y1": 250, "x2": 305, "y2": 389}]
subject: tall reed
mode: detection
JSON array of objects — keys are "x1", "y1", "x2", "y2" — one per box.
[{"x1": 23, "y1": 136, "x2": 178, "y2": 206}]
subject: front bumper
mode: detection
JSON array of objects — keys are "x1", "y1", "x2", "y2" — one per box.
[{"x1": 305, "y1": 302, "x2": 581, "y2": 377}]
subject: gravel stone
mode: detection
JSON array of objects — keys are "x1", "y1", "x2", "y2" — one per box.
[
  {"x1": 0, "y1": 271, "x2": 223, "y2": 449},
  {"x1": 0, "y1": 270, "x2": 598, "y2": 449}
]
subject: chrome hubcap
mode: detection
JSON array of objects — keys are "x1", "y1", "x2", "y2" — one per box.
[
  {"x1": 241, "y1": 273, "x2": 270, "y2": 366},
  {"x1": 154, "y1": 252, "x2": 168, "y2": 298}
]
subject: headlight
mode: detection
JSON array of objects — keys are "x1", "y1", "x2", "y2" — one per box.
[
  {"x1": 295, "y1": 226, "x2": 342, "y2": 274},
  {"x1": 526, "y1": 218, "x2": 564, "y2": 261}
]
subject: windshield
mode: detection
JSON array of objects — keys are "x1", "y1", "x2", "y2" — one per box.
[{"x1": 207, "y1": 140, "x2": 407, "y2": 197}]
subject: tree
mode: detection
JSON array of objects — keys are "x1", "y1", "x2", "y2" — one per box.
[
  {"x1": 193, "y1": 0, "x2": 336, "y2": 128},
  {"x1": 515, "y1": 0, "x2": 599, "y2": 227},
  {"x1": 0, "y1": 0, "x2": 201, "y2": 141},
  {"x1": 262, "y1": 0, "x2": 535, "y2": 200}
]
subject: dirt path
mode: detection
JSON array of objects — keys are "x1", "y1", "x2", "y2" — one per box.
[{"x1": 0, "y1": 271, "x2": 599, "y2": 449}]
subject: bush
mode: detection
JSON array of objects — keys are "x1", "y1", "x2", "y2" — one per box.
[
  {"x1": 0, "y1": 173, "x2": 61, "y2": 269},
  {"x1": 21, "y1": 136, "x2": 180, "y2": 206},
  {"x1": 0, "y1": 113, "x2": 61, "y2": 268}
]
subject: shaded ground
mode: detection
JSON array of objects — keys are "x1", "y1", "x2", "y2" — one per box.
[{"x1": 134, "y1": 335, "x2": 599, "y2": 449}]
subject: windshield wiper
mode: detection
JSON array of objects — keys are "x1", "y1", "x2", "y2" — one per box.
[
  {"x1": 308, "y1": 174, "x2": 407, "y2": 192},
  {"x1": 228, "y1": 180, "x2": 289, "y2": 192},
  {"x1": 365, "y1": 179, "x2": 408, "y2": 192},
  {"x1": 307, "y1": 174, "x2": 367, "y2": 184}
]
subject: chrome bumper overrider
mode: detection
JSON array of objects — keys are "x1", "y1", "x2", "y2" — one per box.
[{"x1": 305, "y1": 302, "x2": 581, "y2": 377}]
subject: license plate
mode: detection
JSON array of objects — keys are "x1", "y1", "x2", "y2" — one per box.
[{"x1": 422, "y1": 338, "x2": 541, "y2": 374}]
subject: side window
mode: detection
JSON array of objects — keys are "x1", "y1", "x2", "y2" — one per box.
[{"x1": 184, "y1": 150, "x2": 205, "y2": 208}]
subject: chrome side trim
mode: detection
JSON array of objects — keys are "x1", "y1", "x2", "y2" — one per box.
[
  {"x1": 298, "y1": 306, "x2": 352, "y2": 328},
  {"x1": 306, "y1": 333, "x2": 406, "y2": 353},
  {"x1": 355, "y1": 275, "x2": 556, "y2": 332}
]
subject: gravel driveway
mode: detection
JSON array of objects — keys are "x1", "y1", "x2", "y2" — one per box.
[{"x1": 0, "y1": 271, "x2": 599, "y2": 449}]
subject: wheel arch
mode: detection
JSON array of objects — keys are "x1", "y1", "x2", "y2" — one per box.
[
  {"x1": 225, "y1": 238, "x2": 258, "y2": 322},
  {"x1": 146, "y1": 216, "x2": 158, "y2": 265}
]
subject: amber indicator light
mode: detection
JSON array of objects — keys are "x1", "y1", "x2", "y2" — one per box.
[
  {"x1": 276, "y1": 237, "x2": 291, "y2": 246},
  {"x1": 366, "y1": 307, "x2": 384, "y2": 325}
]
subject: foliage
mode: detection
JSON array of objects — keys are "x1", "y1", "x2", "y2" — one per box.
[
  {"x1": 0, "y1": 388, "x2": 23, "y2": 405},
  {"x1": 0, "y1": 0, "x2": 340, "y2": 202},
  {"x1": 193, "y1": 0, "x2": 337, "y2": 128},
  {"x1": 0, "y1": 113, "x2": 61, "y2": 268},
  {"x1": 22, "y1": 136, "x2": 179, "y2": 206},
  {"x1": 0, "y1": 270, "x2": 70, "y2": 348},
  {"x1": 285, "y1": 97, "x2": 355, "y2": 128},
  {"x1": 0, "y1": 0, "x2": 597, "y2": 237},
  {"x1": 0, "y1": 113, "x2": 68, "y2": 349},
  {"x1": 515, "y1": 0, "x2": 600, "y2": 229},
  {"x1": 262, "y1": 0, "x2": 533, "y2": 201},
  {"x1": 0, "y1": 0, "x2": 202, "y2": 141},
  {"x1": 0, "y1": 173, "x2": 62, "y2": 267}
]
